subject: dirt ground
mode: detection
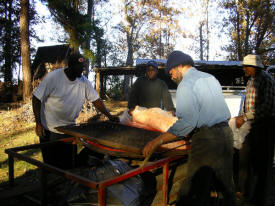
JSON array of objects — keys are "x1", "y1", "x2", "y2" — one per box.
[
  {"x1": 0, "y1": 100, "x2": 274, "y2": 206},
  {"x1": 0, "y1": 100, "x2": 128, "y2": 136},
  {"x1": 0, "y1": 100, "x2": 128, "y2": 205}
]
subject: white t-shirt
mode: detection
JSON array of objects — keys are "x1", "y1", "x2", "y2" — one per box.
[{"x1": 33, "y1": 68, "x2": 99, "y2": 133}]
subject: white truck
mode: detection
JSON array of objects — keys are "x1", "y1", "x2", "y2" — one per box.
[{"x1": 169, "y1": 86, "x2": 245, "y2": 118}]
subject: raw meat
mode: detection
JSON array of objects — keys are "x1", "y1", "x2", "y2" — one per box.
[{"x1": 131, "y1": 106, "x2": 178, "y2": 132}]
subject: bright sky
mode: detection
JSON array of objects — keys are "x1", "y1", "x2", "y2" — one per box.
[
  {"x1": 20, "y1": 0, "x2": 231, "y2": 84},
  {"x1": 33, "y1": 0, "x2": 230, "y2": 62}
]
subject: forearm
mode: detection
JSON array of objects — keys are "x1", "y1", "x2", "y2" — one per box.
[
  {"x1": 32, "y1": 95, "x2": 42, "y2": 124},
  {"x1": 142, "y1": 132, "x2": 177, "y2": 156},
  {"x1": 156, "y1": 132, "x2": 177, "y2": 145},
  {"x1": 244, "y1": 111, "x2": 254, "y2": 120},
  {"x1": 92, "y1": 98, "x2": 112, "y2": 118}
]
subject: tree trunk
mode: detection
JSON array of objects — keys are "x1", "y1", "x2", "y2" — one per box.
[
  {"x1": 20, "y1": 0, "x2": 32, "y2": 101},
  {"x1": 255, "y1": 3, "x2": 271, "y2": 54},
  {"x1": 158, "y1": 6, "x2": 162, "y2": 59},
  {"x1": 4, "y1": 0, "x2": 13, "y2": 84},
  {"x1": 199, "y1": 23, "x2": 203, "y2": 60},
  {"x1": 123, "y1": 34, "x2": 133, "y2": 100},
  {"x1": 244, "y1": 10, "x2": 250, "y2": 55},
  {"x1": 206, "y1": 0, "x2": 209, "y2": 61},
  {"x1": 236, "y1": 6, "x2": 242, "y2": 60},
  {"x1": 83, "y1": 0, "x2": 94, "y2": 78},
  {"x1": 69, "y1": 29, "x2": 79, "y2": 52}
]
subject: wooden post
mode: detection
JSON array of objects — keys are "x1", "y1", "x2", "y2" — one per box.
[
  {"x1": 96, "y1": 71, "x2": 100, "y2": 96},
  {"x1": 100, "y1": 74, "x2": 104, "y2": 99}
]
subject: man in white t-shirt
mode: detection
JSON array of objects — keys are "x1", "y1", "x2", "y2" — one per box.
[{"x1": 32, "y1": 52, "x2": 119, "y2": 169}]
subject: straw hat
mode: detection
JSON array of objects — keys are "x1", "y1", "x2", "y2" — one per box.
[{"x1": 242, "y1": 54, "x2": 264, "y2": 69}]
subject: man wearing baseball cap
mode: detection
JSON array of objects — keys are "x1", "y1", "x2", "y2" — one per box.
[
  {"x1": 128, "y1": 60, "x2": 175, "y2": 113},
  {"x1": 32, "y1": 52, "x2": 119, "y2": 169},
  {"x1": 143, "y1": 51, "x2": 235, "y2": 205},
  {"x1": 235, "y1": 54, "x2": 275, "y2": 205}
]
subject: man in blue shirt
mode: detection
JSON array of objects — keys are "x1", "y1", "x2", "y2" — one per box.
[{"x1": 143, "y1": 51, "x2": 235, "y2": 206}]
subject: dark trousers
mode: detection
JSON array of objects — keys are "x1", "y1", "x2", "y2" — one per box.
[
  {"x1": 176, "y1": 123, "x2": 236, "y2": 206},
  {"x1": 176, "y1": 166, "x2": 236, "y2": 206},
  {"x1": 40, "y1": 130, "x2": 76, "y2": 170},
  {"x1": 238, "y1": 117, "x2": 275, "y2": 206}
]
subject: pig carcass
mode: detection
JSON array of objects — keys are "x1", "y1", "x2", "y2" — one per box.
[{"x1": 130, "y1": 106, "x2": 178, "y2": 133}]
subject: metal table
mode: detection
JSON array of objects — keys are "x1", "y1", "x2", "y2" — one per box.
[{"x1": 5, "y1": 121, "x2": 190, "y2": 206}]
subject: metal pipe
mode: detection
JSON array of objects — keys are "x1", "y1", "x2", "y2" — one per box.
[
  {"x1": 98, "y1": 186, "x2": 106, "y2": 206},
  {"x1": 99, "y1": 155, "x2": 182, "y2": 188},
  {"x1": 8, "y1": 154, "x2": 14, "y2": 186},
  {"x1": 6, "y1": 149, "x2": 98, "y2": 189},
  {"x1": 163, "y1": 163, "x2": 169, "y2": 206},
  {"x1": 40, "y1": 169, "x2": 48, "y2": 206}
]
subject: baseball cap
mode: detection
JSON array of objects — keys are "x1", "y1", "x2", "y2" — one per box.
[
  {"x1": 166, "y1": 51, "x2": 194, "y2": 74},
  {"x1": 146, "y1": 60, "x2": 158, "y2": 69}
]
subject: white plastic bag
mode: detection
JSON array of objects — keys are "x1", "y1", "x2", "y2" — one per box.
[
  {"x1": 229, "y1": 118, "x2": 251, "y2": 150},
  {"x1": 119, "y1": 109, "x2": 132, "y2": 125}
]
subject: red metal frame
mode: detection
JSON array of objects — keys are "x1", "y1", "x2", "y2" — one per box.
[{"x1": 5, "y1": 137, "x2": 186, "y2": 206}]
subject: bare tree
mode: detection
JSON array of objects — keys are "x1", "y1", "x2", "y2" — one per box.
[
  {"x1": 182, "y1": 0, "x2": 210, "y2": 60},
  {"x1": 221, "y1": 0, "x2": 274, "y2": 63},
  {"x1": 116, "y1": 0, "x2": 147, "y2": 99}
]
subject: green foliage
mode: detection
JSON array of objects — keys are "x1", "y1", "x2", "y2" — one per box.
[
  {"x1": 0, "y1": 0, "x2": 21, "y2": 82},
  {"x1": 141, "y1": 0, "x2": 181, "y2": 59},
  {"x1": 91, "y1": 19, "x2": 107, "y2": 67},
  {"x1": 116, "y1": 0, "x2": 181, "y2": 62},
  {"x1": 0, "y1": 125, "x2": 39, "y2": 183},
  {"x1": 221, "y1": 0, "x2": 274, "y2": 64},
  {"x1": 45, "y1": 0, "x2": 95, "y2": 54},
  {"x1": 0, "y1": 0, "x2": 40, "y2": 83},
  {"x1": 106, "y1": 76, "x2": 124, "y2": 100},
  {"x1": 43, "y1": 0, "x2": 115, "y2": 68},
  {"x1": 83, "y1": 47, "x2": 95, "y2": 60}
]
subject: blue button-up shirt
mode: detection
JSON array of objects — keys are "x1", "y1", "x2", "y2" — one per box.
[{"x1": 168, "y1": 67, "x2": 231, "y2": 137}]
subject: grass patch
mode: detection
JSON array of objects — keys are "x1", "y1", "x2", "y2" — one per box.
[
  {"x1": 0, "y1": 99, "x2": 128, "y2": 203},
  {"x1": 0, "y1": 126, "x2": 41, "y2": 184}
]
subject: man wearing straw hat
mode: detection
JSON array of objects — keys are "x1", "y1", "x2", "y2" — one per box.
[{"x1": 235, "y1": 54, "x2": 275, "y2": 206}]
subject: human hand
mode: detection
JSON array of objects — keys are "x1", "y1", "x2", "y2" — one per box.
[
  {"x1": 128, "y1": 109, "x2": 134, "y2": 116},
  {"x1": 35, "y1": 123, "x2": 45, "y2": 137},
  {"x1": 235, "y1": 115, "x2": 245, "y2": 128},
  {"x1": 168, "y1": 110, "x2": 176, "y2": 116},
  {"x1": 108, "y1": 115, "x2": 120, "y2": 122}
]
